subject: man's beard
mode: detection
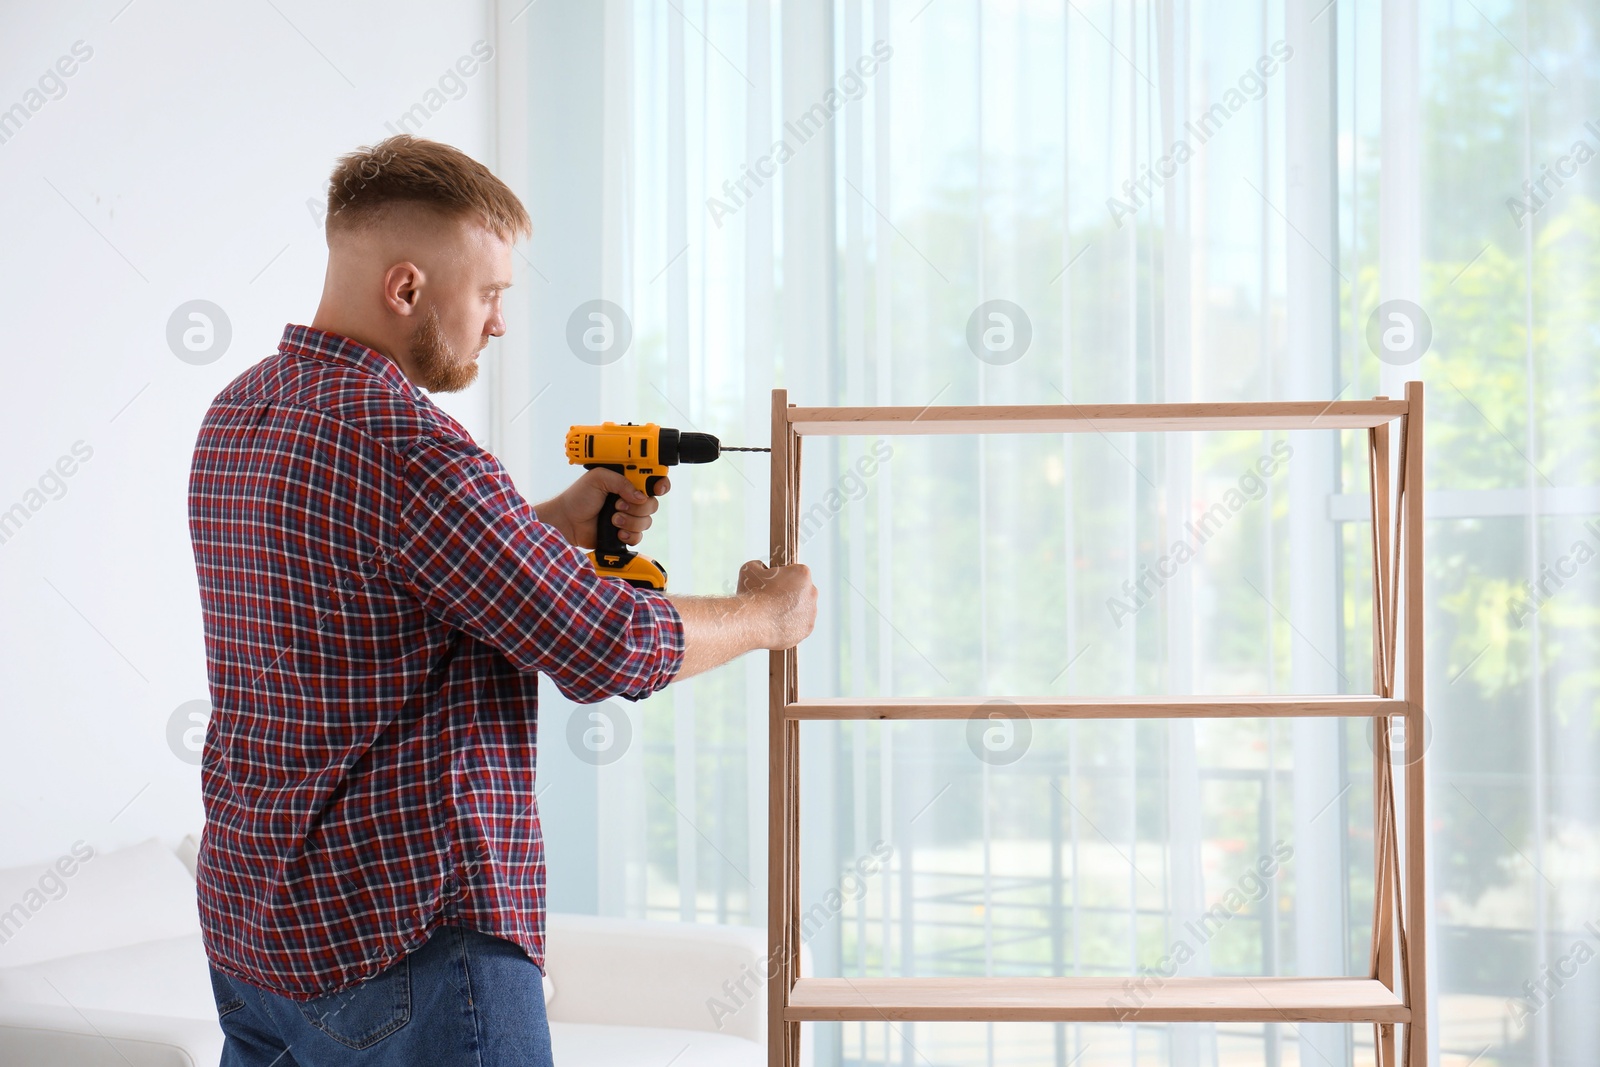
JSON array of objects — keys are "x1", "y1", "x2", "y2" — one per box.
[{"x1": 409, "y1": 306, "x2": 479, "y2": 393}]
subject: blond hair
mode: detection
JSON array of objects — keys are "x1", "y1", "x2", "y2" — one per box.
[{"x1": 325, "y1": 134, "x2": 531, "y2": 242}]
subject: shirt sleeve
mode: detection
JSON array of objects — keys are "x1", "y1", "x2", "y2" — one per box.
[{"x1": 392, "y1": 433, "x2": 684, "y2": 703}]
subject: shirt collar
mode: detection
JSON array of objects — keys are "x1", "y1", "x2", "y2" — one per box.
[{"x1": 278, "y1": 324, "x2": 421, "y2": 400}]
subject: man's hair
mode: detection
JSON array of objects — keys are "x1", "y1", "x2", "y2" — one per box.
[{"x1": 324, "y1": 134, "x2": 532, "y2": 242}]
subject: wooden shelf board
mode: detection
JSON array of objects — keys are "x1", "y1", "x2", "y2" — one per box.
[
  {"x1": 787, "y1": 399, "x2": 1408, "y2": 436},
  {"x1": 785, "y1": 976, "x2": 1410, "y2": 1024},
  {"x1": 786, "y1": 695, "x2": 1406, "y2": 720}
]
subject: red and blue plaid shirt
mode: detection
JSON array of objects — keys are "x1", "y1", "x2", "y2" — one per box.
[{"x1": 188, "y1": 324, "x2": 683, "y2": 999}]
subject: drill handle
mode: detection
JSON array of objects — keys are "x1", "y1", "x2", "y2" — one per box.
[
  {"x1": 585, "y1": 464, "x2": 667, "y2": 570},
  {"x1": 583, "y1": 463, "x2": 636, "y2": 566},
  {"x1": 594, "y1": 489, "x2": 633, "y2": 567}
]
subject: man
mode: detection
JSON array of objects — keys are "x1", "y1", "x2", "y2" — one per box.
[{"x1": 190, "y1": 134, "x2": 816, "y2": 1066}]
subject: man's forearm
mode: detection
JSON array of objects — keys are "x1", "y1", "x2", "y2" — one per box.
[
  {"x1": 667, "y1": 593, "x2": 772, "y2": 680},
  {"x1": 531, "y1": 496, "x2": 577, "y2": 545}
]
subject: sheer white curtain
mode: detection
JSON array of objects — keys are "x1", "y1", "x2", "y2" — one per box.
[
  {"x1": 597, "y1": 0, "x2": 782, "y2": 927},
  {"x1": 503, "y1": 1, "x2": 1599, "y2": 1065},
  {"x1": 498, "y1": 0, "x2": 778, "y2": 929},
  {"x1": 1351, "y1": 1, "x2": 1600, "y2": 1065},
  {"x1": 815, "y1": 4, "x2": 1347, "y2": 1065}
]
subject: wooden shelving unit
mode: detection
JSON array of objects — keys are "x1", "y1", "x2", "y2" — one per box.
[{"x1": 766, "y1": 383, "x2": 1427, "y2": 1066}]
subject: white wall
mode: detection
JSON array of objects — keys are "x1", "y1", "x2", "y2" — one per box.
[{"x1": 0, "y1": 0, "x2": 500, "y2": 868}]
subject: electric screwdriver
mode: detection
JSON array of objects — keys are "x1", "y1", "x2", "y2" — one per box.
[{"x1": 565, "y1": 422, "x2": 768, "y2": 590}]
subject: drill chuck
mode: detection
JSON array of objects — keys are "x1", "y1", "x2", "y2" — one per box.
[{"x1": 659, "y1": 428, "x2": 722, "y2": 465}]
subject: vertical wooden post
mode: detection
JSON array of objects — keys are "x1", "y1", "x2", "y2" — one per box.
[
  {"x1": 1372, "y1": 410, "x2": 1393, "y2": 693},
  {"x1": 787, "y1": 711, "x2": 801, "y2": 1067},
  {"x1": 1367, "y1": 413, "x2": 1397, "y2": 1067},
  {"x1": 785, "y1": 425, "x2": 803, "y2": 1067},
  {"x1": 768, "y1": 388, "x2": 793, "y2": 1066},
  {"x1": 1387, "y1": 422, "x2": 1407, "y2": 698},
  {"x1": 1402, "y1": 381, "x2": 1428, "y2": 1065}
]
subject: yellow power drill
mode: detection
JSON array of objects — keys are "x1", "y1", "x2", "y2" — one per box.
[{"x1": 565, "y1": 422, "x2": 769, "y2": 590}]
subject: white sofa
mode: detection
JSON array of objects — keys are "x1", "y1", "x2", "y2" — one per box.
[{"x1": 0, "y1": 837, "x2": 807, "y2": 1067}]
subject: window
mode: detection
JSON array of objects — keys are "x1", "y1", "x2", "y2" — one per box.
[{"x1": 510, "y1": 2, "x2": 1599, "y2": 1063}]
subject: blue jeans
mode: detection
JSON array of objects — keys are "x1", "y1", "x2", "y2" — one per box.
[{"x1": 209, "y1": 924, "x2": 554, "y2": 1066}]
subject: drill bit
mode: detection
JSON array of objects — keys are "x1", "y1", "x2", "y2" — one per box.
[{"x1": 720, "y1": 445, "x2": 771, "y2": 452}]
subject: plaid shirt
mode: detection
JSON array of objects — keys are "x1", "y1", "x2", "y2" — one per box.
[{"x1": 188, "y1": 324, "x2": 683, "y2": 1000}]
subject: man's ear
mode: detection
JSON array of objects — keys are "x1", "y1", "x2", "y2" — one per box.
[{"x1": 383, "y1": 261, "x2": 425, "y2": 317}]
